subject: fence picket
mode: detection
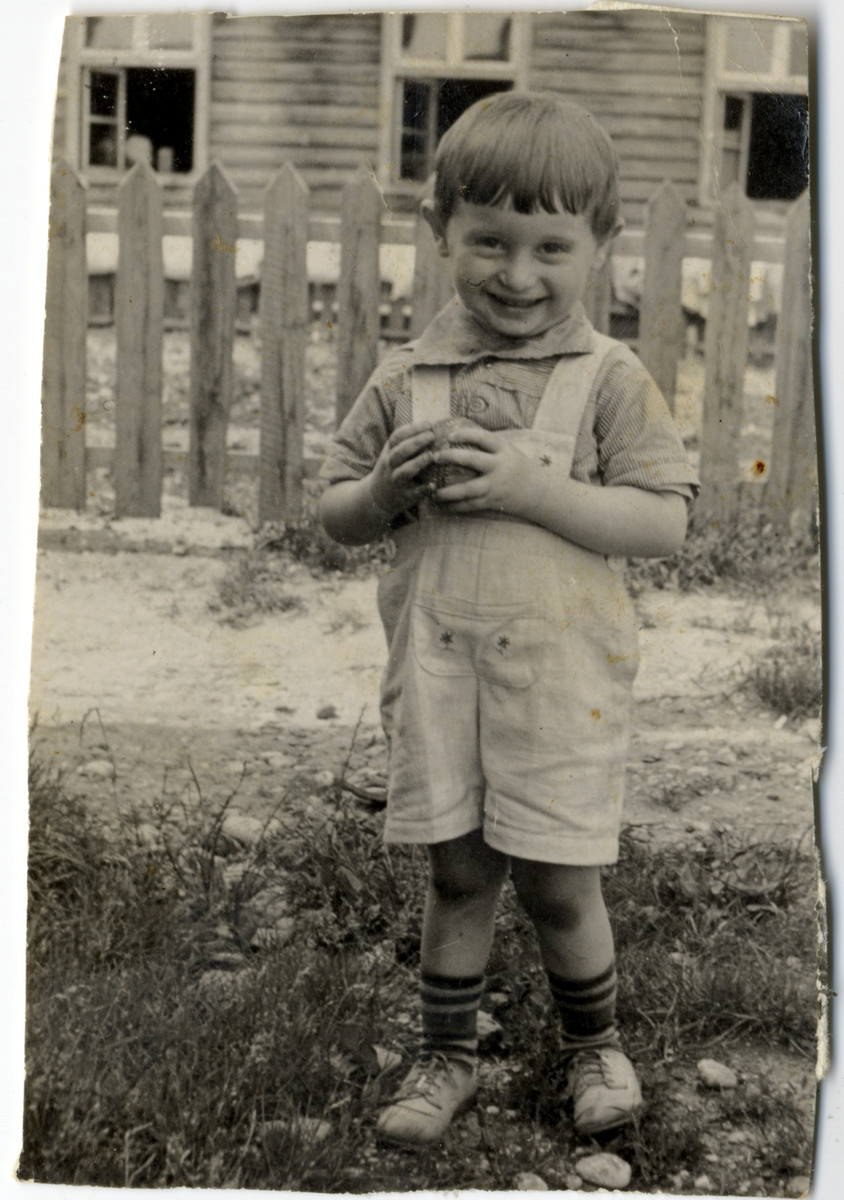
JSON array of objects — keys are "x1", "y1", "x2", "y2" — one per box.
[
  {"x1": 697, "y1": 183, "x2": 755, "y2": 524},
  {"x1": 41, "y1": 160, "x2": 87, "y2": 510},
  {"x1": 259, "y1": 162, "x2": 309, "y2": 523},
  {"x1": 114, "y1": 161, "x2": 164, "y2": 517},
  {"x1": 335, "y1": 167, "x2": 381, "y2": 427},
  {"x1": 189, "y1": 162, "x2": 238, "y2": 508},
  {"x1": 40, "y1": 172, "x2": 811, "y2": 530},
  {"x1": 409, "y1": 185, "x2": 453, "y2": 337},
  {"x1": 767, "y1": 191, "x2": 814, "y2": 528},
  {"x1": 638, "y1": 180, "x2": 686, "y2": 411},
  {"x1": 583, "y1": 254, "x2": 611, "y2": 334}
]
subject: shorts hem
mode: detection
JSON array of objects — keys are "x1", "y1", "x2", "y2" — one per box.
[
  {"x1": 383, "y1": 814, "x2": 484, "y2": 847},
  {"x1": 483, "y1": 822, "x2": 620, "y2": 866}
]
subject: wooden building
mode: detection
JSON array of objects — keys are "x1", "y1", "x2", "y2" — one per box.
[{"x1": 53, "y1": 10, "x2": 809, "y2": 233}]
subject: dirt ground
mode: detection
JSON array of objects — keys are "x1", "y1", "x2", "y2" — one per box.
[{"x1": 30, "y1": 506, "x2": 820, "y2": 851}]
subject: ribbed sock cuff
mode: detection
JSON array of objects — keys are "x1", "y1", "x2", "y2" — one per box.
[
  {"x1": 420, "y1": 972, "x2": 484, "y2": 1066},
  {"x1": 547, "y1": 963, "x2": 619, "y2": 1050}
]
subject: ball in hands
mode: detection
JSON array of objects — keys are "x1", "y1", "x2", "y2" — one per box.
[{"x1": 416, "y1": 417, "x2": 481, "y2": 493}]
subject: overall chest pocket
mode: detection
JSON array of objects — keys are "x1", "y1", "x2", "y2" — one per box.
[{"x1": 412, "y1": 598, "x2": 548, "y2": 689}]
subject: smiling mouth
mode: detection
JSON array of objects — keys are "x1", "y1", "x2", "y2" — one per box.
[{"x1": 487, "y1": 294, "x2": 544, "y2": 310}]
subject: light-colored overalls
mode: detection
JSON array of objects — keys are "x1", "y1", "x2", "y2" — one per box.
[{"x1": 376, "y1": 333, "x2": 640, "y2": 866}]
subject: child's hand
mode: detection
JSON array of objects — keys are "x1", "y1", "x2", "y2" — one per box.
[
  {"x1": 368, "y1": 422, "x2": 438, "y2": 518},
  {"x1": 430, "y1": 425, "x2": 532, "y2": 515}
]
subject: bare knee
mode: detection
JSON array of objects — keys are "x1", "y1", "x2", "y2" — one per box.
[
  {"x1": 428, "y1": 830, "x2": 509, "y2": 904},
  {"x1": 511, "y1": 861, "x2": 603, "y2": 931}
]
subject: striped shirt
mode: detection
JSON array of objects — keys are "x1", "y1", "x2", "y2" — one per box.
[{"x1": 321, "y1": 299, "x2": 699, "y2": 502}]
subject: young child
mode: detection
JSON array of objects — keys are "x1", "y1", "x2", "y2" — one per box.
[{"x1": 319, "y1": 91, "x2": 698, "y2": 1147}]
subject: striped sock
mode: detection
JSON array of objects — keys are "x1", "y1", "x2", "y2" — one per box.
[
  {"x1": 547, "y1": 963, "x2": 620, "y2": 1052},
  {"x1": 420, "y1": 972, "x2": 484, "y2": 1068}
]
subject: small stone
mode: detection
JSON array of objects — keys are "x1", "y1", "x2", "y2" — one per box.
[
  {"x1": 260, "y1": 751, "x2": 296, "y2": 770},
  {"x1": 313, "y1": 769, "x2": 336, "y2": 788},
  {"x1": 77, "y1": 759, "x2": 114, "y2": 778},
  {"x1": 224, "y1": 759, "x2": 249, "y2": 776},
  {"x1": 785, "y1": 1175, "x2": 811, "y2": 1199},
  {"x1": 477, "y1": 1011, "x2": 503, "y2": 1040},
  {"x1": 317, "y1": 704, "x2": 338, "y2": 720},
  {"x1": 514, "y1": 1172, "x2": 548, "y2": 1191},
  {"x1": 565, "y1": 1174, "x2": 583, "y2": 1191},
  {"x1": 133, "y1": 821, "x2": 161, "y2": 847},
  {"x1": 374, "y1": 1045, "x2": 402, "y2": 1072},
  {"x1": 697, "y1": 1058, "x2": 738, "y2": 1089},
  {"x1": 693, "y1": 1175, "x2": 714, "y2": 1192},
  {"x1": 575, "y1": 1152, "x2": 632, "y2": 1189},
  {"x1": 221, "y1": 812, "x2": 267, "y2": 846},
  {"x1": 727, "y1": 1129, "x2": 749, "y2": 1144}
]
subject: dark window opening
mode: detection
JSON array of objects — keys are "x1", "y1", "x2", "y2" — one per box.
[
  {"x1": 125, "y1": 68, "x2": 195, "y2": 174},
  {"x1": 723, "y1": 94, "x2": 745, "y2": 131},
  {"x1": 745, "y1": 93, "x2": 808, "y2": 201},
  {"x1": 399, "y1": 78, "x2": 511, "y2": 181}
]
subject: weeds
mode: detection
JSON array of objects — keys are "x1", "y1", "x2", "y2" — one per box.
[
  {"x1": 257, "y1": 497, "x2": 393, "y2": 577},
  {"x1": 23, "y1": 750, "x2": 816, "y2": 1192},
  {"x1": 213, "y1": 553, "x2": 305, "y2": 625},
  {"x1": 627, "y1": 506, "x2": 819, "y2": 593},
  {"x1": 743, "y1": 619, "x2": 821, "y2": 720}
]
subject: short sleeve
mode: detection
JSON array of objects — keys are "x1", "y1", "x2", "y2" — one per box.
[
  {"x1": 319, "y1": 353, "x2": 411, "y2": 485},
  {"x1": 585, "y1": 347, "x2": 699, "y2": 498}
]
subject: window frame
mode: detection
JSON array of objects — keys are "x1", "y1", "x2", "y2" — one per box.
[
  {"x1": 64, "y1": 13, "x2": 211, "y2": 183},
  {"x1": 378, "y1": 13, "x2": 530, "y2": 192},
  {"x1": 699, "y1": 15, "x2": 808, "y2": 207}
]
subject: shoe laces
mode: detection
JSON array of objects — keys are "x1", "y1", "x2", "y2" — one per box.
[
  {"x1": 397, "y1": 1055, "x2": 469, "y2": 1109},
  {"x1": 568, "y1": 1048, "x2": 624, "y2": 1099}
]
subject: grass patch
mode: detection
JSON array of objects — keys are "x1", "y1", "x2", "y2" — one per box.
[
  {"x1": 743, "y1": 619, "x2": 821, "y2": 720},
  {"x1": 627, "y1": 506, "x2": 819, "y2": 593},
  {"x1": 22, "y1": 753, "x2": 817, "y2": 1191}
]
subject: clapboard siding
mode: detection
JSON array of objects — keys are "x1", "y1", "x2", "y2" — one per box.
[
  {"x1": 54, "y1": 10, "x2": 719, "y2": 225},
  {"x1": 209, "y1": 13, "x2": 381, "y2": 213},
  {"x1": 530, "y1": 11, "x2": 706, "y2": 228}
]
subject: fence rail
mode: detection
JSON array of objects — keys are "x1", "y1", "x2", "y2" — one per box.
[{"x1": 41, "y1": 159, "x2": 814, "y2": 529}]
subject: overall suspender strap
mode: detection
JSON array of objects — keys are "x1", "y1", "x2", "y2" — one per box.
[
  {"x1": 531, "y1": 331, "x2": 619, "y2": 441},
  {"x1": 410, "y1": 364, "x2": 451, "y2": 425},
  {"x1": 409, "y1": 330, "x2": 622, "y2": 480}
]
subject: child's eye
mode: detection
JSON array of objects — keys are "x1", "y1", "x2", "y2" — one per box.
[
  {"x1": 472, "y1": 236, "x2": 504, "y2": 251},
  {"x1": 538, "y1": 242, "x2": 570, "y2": 257}
]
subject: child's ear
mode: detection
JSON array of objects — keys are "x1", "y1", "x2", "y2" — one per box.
[{"x1": 421, "y1": 199, "x2": 450, "y2": 257}]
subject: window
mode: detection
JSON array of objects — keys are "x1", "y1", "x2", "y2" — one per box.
[
  {"x1": 701, "y1": 16, "x2": 808, "y2": 205},
  {"x1": 380, "y1": 14, "x2": 527, "y2": 187},
  {"x1": 66, "y1": 14, "x2": 210, "y2": 179}
]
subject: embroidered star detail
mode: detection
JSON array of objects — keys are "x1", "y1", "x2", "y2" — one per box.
[
  {"x1": 496, "y1": 635, "x2": 510, "y2": 652},
  {"x1": 439, "y1": 630, "x2": 455, "y2": 647},
  {"x1": 540, "y1": 454, "x2": 553, "y2": 467}
]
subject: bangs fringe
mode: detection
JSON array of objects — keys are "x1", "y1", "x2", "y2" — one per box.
[{"x1": 434, "y1": 94, "x2": 620, "y2": 240}]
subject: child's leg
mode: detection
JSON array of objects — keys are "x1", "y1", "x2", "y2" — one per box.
[
  {"x1": 510, "y1": 859, "x2": 641, "y2": 1134},
  {"x1": 511, "y1": 861, "x2": 616, "y2": 1039},
  {"x1": 378, "y1": 830, "x2": 508, "y2": 1146}
]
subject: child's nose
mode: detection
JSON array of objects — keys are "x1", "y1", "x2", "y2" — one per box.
[{"x1": 498, "y1": 252, "x2": 536, "y2": 292}]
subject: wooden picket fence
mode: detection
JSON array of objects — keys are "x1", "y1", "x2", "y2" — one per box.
[{"x1": 41, "y1": 158, "x2": 814, "y2": 529}]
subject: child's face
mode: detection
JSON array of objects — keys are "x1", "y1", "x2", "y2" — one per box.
[{"x1": 425, "y1": 199, "x2": 610, "y2": 340}]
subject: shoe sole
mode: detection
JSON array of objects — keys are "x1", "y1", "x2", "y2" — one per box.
[
  {"x1": 376, "y1": 1090, "x2": 478, "y2": 1148},
  {"x1": 576, "y1": 1103, "x2": 643, "y2": 1137}
]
